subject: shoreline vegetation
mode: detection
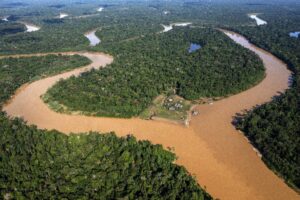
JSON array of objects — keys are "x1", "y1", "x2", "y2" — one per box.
[
  {"x1": 0, "y1": 54, "x2": 211, "y2": 199},
  {"x1": 0, "y1": 54, "x2": 91, "y2": 106},
  {"x1": 0, "y1": 1, "x2": 299, "y2": 199},
  {"x1": 44, "y1": 28, "x2": 265, "y2": 119},
  {"x1": 0, "y1": 112, "x2": 212, "y2": 199},
  {"x1": 1, "y1": 28, "x2": 298, "y2": 199},
  {"x1": 228, "y1": 24, "x2": 300, "y2": 191}
]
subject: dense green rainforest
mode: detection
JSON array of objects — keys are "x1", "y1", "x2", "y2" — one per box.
[
  {"x1": 0, "y1": 116, "x2": 210, "y2": 199},
  {"x1": 227, "y1": 8, "x2": 300, "y2": 189},
  {"x1": 0, "y1": 22, "x2": 26, "y2": 36},
  {"x1": 0, "y1": 0, "x2": 299, "y2": 197},
  {"x1": 0, "y1": 55, "x2": 91, "y2": 105},
  {"x1": 45, "y1": 28, "x2": 264, "y2": 117},
  {"x1": 0, "y1": 56, "x2": 211, "y2": 199}
]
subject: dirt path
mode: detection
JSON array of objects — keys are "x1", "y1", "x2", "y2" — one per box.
[{"x1": 2, "y1": 31, "x2": 299, "y2": 200}]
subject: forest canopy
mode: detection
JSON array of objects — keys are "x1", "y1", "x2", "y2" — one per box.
[
  {"x1": 1, "y1": 0, "x2": 300, "y2": 196},
  {"x1": 0, "y1": 54, "x2": 91, "y2": 106},
  {"x1": 0, "y1": 53, "x2": 211, "y2": 199},
  {"x1": 0, "y1": 113, "x2": 211, "y2": 199},
  {"x1": 231, "y1": 12, "x2": 300, "y2": 189},
  {"x1": 45, "y1": 28, "x2": 264, "y2": 117}
]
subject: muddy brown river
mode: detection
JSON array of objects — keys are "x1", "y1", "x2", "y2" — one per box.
[{"x1": 2, "y1": 31, "x2": 299, "y2": 200}]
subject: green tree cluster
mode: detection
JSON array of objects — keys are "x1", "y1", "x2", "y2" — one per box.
[
  {"x1": 0, "y1": 22, "x2": 26, "y2": 36},
  {"x1": 46, "y1": 28, "x2": 264, "y2": 117},
  {"x1": 0, "y1": 113, "x2": 211, "y2": 199},
  {"x1": 0, "y1": 54, "x2": 91, "y2": 105},
  {"x1": 0, "y1": 55, "x2": 211, "y2": 199},
  {"x1": 231, "y1": 9, "x2": 300, "y2": 189}
]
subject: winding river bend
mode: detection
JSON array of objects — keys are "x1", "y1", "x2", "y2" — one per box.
[{"x1": 2, "y1": 31, "x2": 299, "y2": 200}]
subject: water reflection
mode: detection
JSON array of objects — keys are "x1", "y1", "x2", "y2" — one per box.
[
  {"x1": 289, "y1": 31, "x2": 300, "y2": 38},
  {"x1": 188, "y1": 43, "x2": 201, "y2": 53}
]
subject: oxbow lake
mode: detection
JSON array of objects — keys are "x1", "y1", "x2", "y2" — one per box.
[{"x1": 188, "y1": 43, "x2": 201, "y2": 53}]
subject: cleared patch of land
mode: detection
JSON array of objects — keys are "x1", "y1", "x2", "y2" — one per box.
[{"x1": 140, "y1": 94, "x2": 192, "y2": 124}]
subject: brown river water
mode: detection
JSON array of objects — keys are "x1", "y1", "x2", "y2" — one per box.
[{"x1": 2, "y1": 31, "x2": 299, "y2": 200}]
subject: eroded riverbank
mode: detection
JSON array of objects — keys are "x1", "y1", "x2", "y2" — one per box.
[{"x1": 2, "y1": 31, "x2": 298, "y2": 200}]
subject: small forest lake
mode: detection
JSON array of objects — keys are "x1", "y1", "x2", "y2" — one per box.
[
  {"x1": 84, "y1": 30, "x2": 101, "y2": 46},
  {"x1": 188, "y1": 43, "x2": 201, "y2": 53},
  {"x1": 289, "y1": 31, "x2": 300, "y2": 38},
  {"x1": 249, "y1": 14, "x2": 267, "y2": 26}
]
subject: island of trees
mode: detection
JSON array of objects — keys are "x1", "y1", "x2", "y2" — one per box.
[
  {"x1": 45, "y1": 27, "x2": 264, "y2": 117},
  {"x1": 0, "y1": 114, "x2": 211, "y2": 199}
]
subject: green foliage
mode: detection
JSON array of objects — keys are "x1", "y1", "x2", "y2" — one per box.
[
  {"x1": 236, "y1": 90, "x2": 300, "y2": 189},
  {"x1": 231, "y1": 7, "x2": 300, "y2": 189},
  {"x1": 0, "y1": 113, "x2": 211, "y2": 199},
  {"x1": 0, "y1": 55, "x2": 91, "y2": 106},
  {"x1": 0, "y1": 22, "x2": 26, "y2": 36},
  {"x1": 0, "y1": 48, "x2": 211, "y2": 200},
  {"x1": 1, "y1": 0, "x2": 299, "y2": 196},
  {"x1": 0, "y1": 1, "x2": 265, "y2": 55},
  {"x1": 46, "y1": 28, "x2": 264, "y2": 117}
]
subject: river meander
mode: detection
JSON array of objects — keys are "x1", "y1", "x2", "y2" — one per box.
[{"x1": 1, "y1": 30, "x2": 298, "y2": 200}]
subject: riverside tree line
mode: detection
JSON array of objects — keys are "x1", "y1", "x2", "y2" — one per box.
[
  {"x1": 45, "y1": 27, "x2": 264, "y2": 117},
  {"x1": 0, "y1": 55, "x2": 211, "y2": 199},
  {"x1": 231, "y1": 7, "x2": 300, "y2": 190},
  {"x1": 1, "y1": 0, "x2": 299, "y2": 196}
]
